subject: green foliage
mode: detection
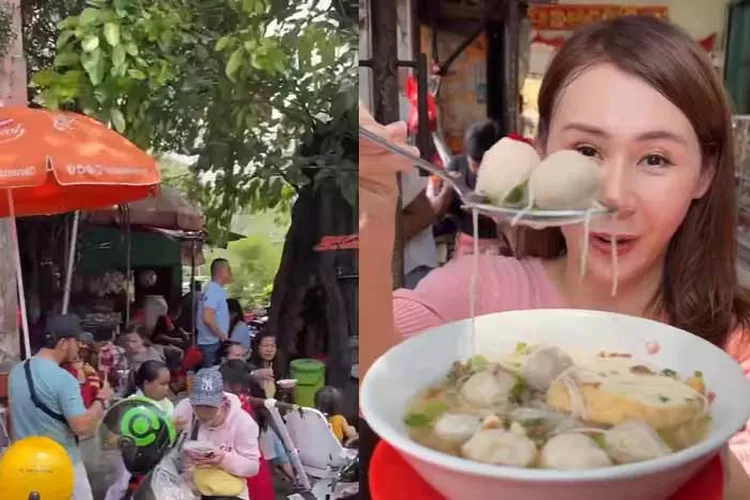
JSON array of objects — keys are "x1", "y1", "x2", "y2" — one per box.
[
  {"x1": 27, "y1": 0, "x2": 357, "y2": 242},
  {"x1": 202, "y1": 219, "x2": 284, "y2": 309},
  {"x1": 0, "y1": 2, "x2": 16, "y2": 59},
  {"x1": 225, "y1": 234, "x2": 281, "y2": 309}
]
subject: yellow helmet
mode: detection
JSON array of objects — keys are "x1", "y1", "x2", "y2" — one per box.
[{"x1": 0, "y1": 436, "x2": 74, "y2": 500}]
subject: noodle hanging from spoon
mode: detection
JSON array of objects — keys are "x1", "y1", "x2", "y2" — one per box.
[{"x1": 471, "y1": 208, "x2": 480, "y2": 355}]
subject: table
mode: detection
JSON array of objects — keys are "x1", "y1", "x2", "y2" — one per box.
[{"x1": 370, "y1": 442, "x2": 723, "y2": 500}]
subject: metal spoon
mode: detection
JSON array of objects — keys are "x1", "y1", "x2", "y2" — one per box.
[{"x1": 359, "y1": 126, "x2": 614, "y2": 228}]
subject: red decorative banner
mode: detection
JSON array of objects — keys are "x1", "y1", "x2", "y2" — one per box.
[
  {"x1": 314, "y1": 235, "x2": 358, "y2": 252},
  {"x1": 529, "y1": 4, "x2": 669, "y2": 31},
  {"x1": 531, "y1": 31, "x2": 716, "y2": 52}
]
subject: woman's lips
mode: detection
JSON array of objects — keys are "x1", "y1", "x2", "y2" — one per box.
[{"x1": 589, "y1": 232, "x2": 638, "y2": 257}]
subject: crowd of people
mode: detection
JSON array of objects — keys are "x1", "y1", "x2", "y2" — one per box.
[{"x1": 3, "y1": 257, "x2": 355, "y2": 500}]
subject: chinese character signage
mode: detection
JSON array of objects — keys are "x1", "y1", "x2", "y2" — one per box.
[{"x1": 529, "y1": 4, "x2": 669, "y2": 31}]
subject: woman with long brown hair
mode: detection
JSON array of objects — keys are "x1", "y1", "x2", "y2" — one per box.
[{"x1": 359, "y1": 15, "x2": 750, "y2": 497}]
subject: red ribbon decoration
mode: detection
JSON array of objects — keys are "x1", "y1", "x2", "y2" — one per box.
[{"x1": 405, "y1": 75, "x2": 439, "y2": 134}]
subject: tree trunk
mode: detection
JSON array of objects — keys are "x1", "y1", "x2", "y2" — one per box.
[
  {"x1": 267, "y1": 178, "x2": 357, "y2": 415},
  {"x1": 0, "y1": 0, "x2": 24, "y2": 370}
]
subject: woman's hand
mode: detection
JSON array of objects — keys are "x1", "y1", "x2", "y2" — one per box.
[
  {"x1": 188, "y1": 449, "x2": 225, "y2": 466},
  {"x1": 173, "y1": 416, "x2": 188, "y2": 431},
  {"x1": 725, "y1": 449, "x2": 750, "y2": 500},
  {"x1": 251, "y1": 368, "x2": 274, "y2": 383},
  {"x1": 96, "y1": 380, "x2": 114, "y2": 402},
  {"x1": 359, "y1": 103, "x2": 419, "y2": 378},
  {"x1": 359, "y1": 102, "x2": 419, "y2": 230}
]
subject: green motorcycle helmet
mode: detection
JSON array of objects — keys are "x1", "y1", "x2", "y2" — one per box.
[{"x1": 99, "y1": 397, "x2": 177, "y2": 475}]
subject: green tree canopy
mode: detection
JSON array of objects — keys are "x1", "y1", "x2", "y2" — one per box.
[{"x1": 26, "y1": 0, "x2": 357, "y2": 242}]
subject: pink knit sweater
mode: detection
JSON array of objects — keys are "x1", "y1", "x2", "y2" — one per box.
[{"x1": 393, "y1": 255, "x2": 750, "y2": 471}]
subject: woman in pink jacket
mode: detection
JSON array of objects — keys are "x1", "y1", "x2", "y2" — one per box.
[{"x1": 174, "y1": 368, "x2": 260, "y2": 500}]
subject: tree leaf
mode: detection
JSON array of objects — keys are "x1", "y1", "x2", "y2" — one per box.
[
  {"x1": 110, "y1": 108, "x2": 126, "y2": 133},
  {"x1": 57, "y1": 16, "x2": 80, "y2": 30},
  {"x1": 79, "y1": 8, "x2": 101, "y2": 26},
  {"x1": 113, "y1": 0, "x2": 129, "y2": 12},
  {"x1": 112, "y1": 44, "x2": 126, "y2": 68},
  {"x1": 242, "y1": 0, "x2": 262, "y2": 14},
  {"x1": 225, "y1": 48, "x2": 244, "y2": 82},
  {"x1": 215, "y1": 36, "x2": 232, "y2": 51},
  {"x1": 124, "y1": 42, "x2": 138, "y2": 56},
  {"x1": 82, "y1": 35, "x2": 100, "y2": 52},
  {"x1": 54, "y1": 52, "x2": 80, "y2": 68},
  {"x1": 81, "y1": 48, "x2": 105, "y2": 85},
  {"x1": 30, "y1": 68, "x2": 61, "y2": 88},
  {"x1": 57, "y1": 30, "x2": 76, "y2": 49},
  {"x1": 104, "y1": 22, "x2": 120, "y2": 46},
  {"x1": 127, "y1": 69, "x2": 146, "y2": 80}
]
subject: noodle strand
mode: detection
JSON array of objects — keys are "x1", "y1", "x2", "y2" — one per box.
[
  {"x1": 471, "y1": 208, "x2": 480, "y2": 355},
  {"x1": 581, "y1": 208, "x2": 593, "y2": 278},
  {"x1": 610, "y1": 214, "x2": 619, "y2": 296}
]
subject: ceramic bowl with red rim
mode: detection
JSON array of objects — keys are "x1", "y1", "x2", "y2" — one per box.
[{"x1": 361, "y1": 309, "x2": 750, "y2": 500}]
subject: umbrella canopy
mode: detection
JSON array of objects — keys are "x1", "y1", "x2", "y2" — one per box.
[
  {"x1": 86, "y1": 185, "x2": 204, "y2": 231},
  {"x1": 0, "y1": 107, "x2": 160, "y2": 216}
]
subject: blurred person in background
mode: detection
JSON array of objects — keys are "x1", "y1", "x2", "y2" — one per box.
[
  {"x1": 197, "y1": 258, "x2": 233, "y2": 367},
  {"x1": 401, "y1": 168, "x2": 439, "y2": 289},
  {"x1": 429, "y1": 120, "x2": 512, "y2": 257},
  {"x1": 228, "y1": 298, "x2": 254, "y2": 351}
]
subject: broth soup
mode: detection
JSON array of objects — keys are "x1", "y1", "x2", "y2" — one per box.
[{"x1": 404, "y1": 344, "x2": 711, "y2": 470}]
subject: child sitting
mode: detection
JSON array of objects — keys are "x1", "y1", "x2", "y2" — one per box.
[
  {"x1": 97, "y1": 327, "x2": 129, "y2": 391},
  {"x1": 62, "y1": 334, "x2": 102, "y2": 408},
  {"x1": 315, "y1": 386, "x2": 358, "y2": 446}
]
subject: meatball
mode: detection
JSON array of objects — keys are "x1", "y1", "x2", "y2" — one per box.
[
  {"x1": 460, "y1": 369, "x2": 516, "y2": 408},
  {"x1": 540, "y1": 433, "x2": 612, "y2": 470},
  {"x1": 604, "y1": 419, "x2": 671, "y2": 464},
  {"x1": 433, "y1": 413, "x2": 482, "y2": 445},
  {"x1": 461, "y1": 429, "x2": 537, "y2": 467},
  {"x1": 528, "y1": 150, "x2": 603, "y2": 210},
  {"x1": 522, "y1": 345, "x2": 574, "y2": 391}
]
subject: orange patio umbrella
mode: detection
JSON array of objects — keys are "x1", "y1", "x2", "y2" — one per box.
[
  {"x1": 0, "y1": 107, "x2": 160, "y2": 356},
  {"x1": 0, "y1": 107, "x2": 159, "y2": 214}
]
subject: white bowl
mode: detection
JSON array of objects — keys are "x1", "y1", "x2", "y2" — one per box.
[
  {"x1": 361, "y1": 309, "x2": 750, "y2": 500},
  {"x1": 277, "y1": 378, "x2": 297, "y2": 389}
]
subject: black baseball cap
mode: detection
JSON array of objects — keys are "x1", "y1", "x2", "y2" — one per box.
[{"x1": 44, "y1": 314, "x2": 85, "y2": 343}]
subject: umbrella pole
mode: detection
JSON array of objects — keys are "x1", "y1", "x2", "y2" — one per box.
[
  {"x1": 191, "y1": 239, "x2": 196, "y2": 344},
  {"x1": 61, "y1": 211, "x2": 80, "y2": 315},
  {"x1": 125, "y1": 206, "x2": 132, "y2": 325},
  {"x1": 8, "y1": 191, "x2": 31, "y2": 359}
]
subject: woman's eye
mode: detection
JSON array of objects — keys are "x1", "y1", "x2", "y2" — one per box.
[
  {"x1": 575, "y1": 145, "x2": 599, "y2": 158},
  {"x1": 640, "y1": 154, "x2": 672, "y2": 168}
]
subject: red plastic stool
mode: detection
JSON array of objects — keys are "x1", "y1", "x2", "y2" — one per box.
[{"x1": 370, "y1": 442, "x2": 723, "y2": 500}]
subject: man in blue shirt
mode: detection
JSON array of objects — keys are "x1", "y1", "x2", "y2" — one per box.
[
  {"x1": 9, "y1": 314, "x2": 114, "y2": 500},
  {"x1": 197, "y1": 258, "x2": 233, "y2": 366}
]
